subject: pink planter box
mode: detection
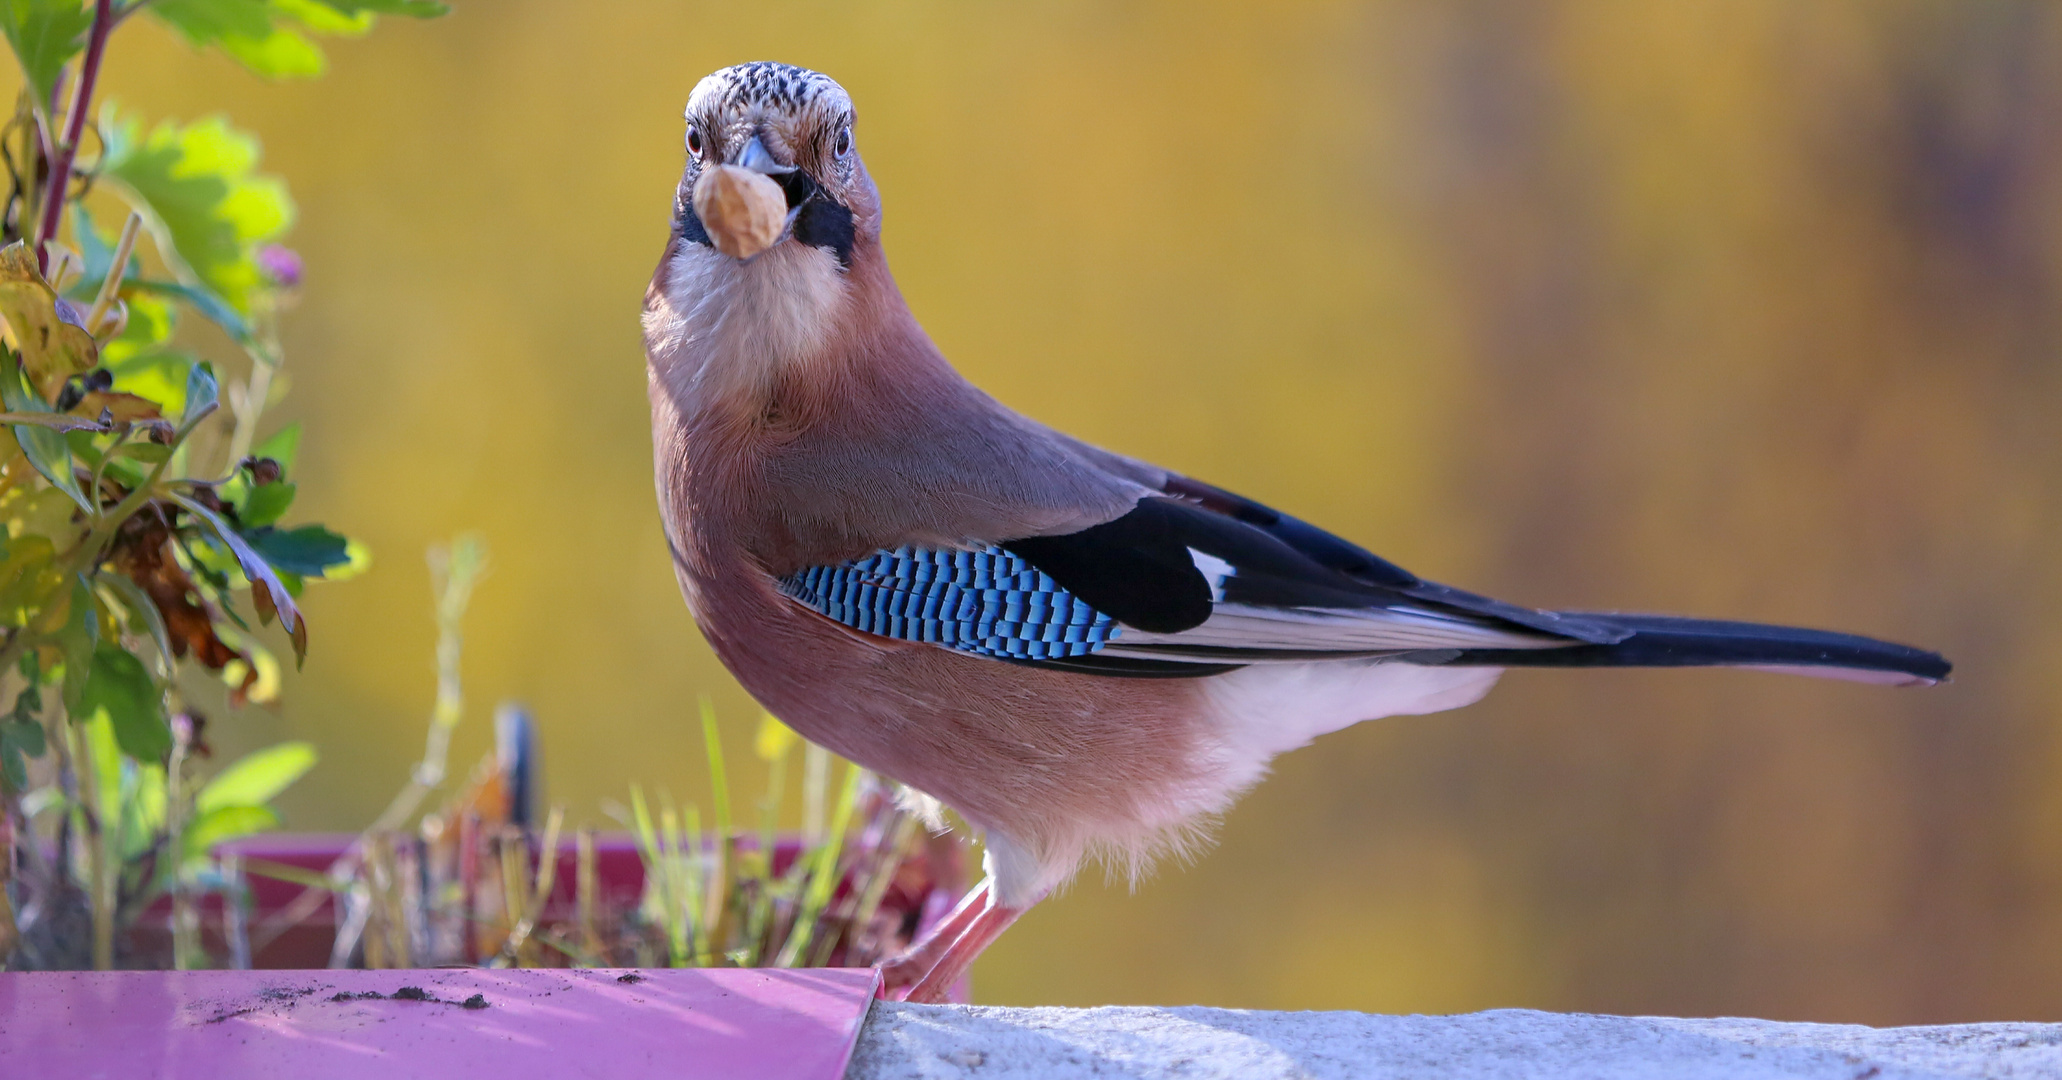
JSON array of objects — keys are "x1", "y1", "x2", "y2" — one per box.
[
  {"x1": 126, "y1": 832, "x2": 958, "y2": 973},
  {"x1": 0, "y1": 966, "x2": 878, "y2": 1079}
]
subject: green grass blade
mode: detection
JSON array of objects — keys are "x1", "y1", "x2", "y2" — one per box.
[{"x1": 775, "y1": 762, "x2": 865, "y2": 967}]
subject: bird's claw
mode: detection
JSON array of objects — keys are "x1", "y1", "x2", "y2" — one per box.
[{"x1": 873, "y1": 954, "x2": 926, "y2": 1001}]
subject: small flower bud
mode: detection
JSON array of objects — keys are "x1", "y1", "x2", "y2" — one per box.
[{"x1": 257, "y1": 245, "x2": 303, "y2": 289}]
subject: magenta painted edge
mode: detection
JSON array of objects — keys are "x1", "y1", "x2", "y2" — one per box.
[{"x1": 0, "y1": 966, "x2": 883, "y2": 1080}]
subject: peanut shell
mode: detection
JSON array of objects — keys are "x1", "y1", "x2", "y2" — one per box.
[{"x1": 692, "y1": 164, "x2": 786, "y2": 259}]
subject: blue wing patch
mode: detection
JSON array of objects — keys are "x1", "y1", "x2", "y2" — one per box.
[{"x1": 777, "y1": 545, "x2": 1123, "y2": 661}]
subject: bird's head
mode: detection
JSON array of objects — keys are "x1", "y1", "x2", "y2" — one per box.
[{"x1": 674, "y1": 62, "x2": 876, "y2": 268}]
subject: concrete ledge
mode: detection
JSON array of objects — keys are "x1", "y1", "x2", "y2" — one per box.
[{"x1": 849, "y1": 1003, "x2": 2062, "y2": 1079}]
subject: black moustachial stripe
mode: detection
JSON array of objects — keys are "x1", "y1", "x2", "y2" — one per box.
[
  {"x1": 772, "y1": 165, "x2": 857, "y2": 269},
  {"x1": 795, "y1": 197, "x2": 855, "y2": 268},
  {"x1": 676, "y1": 196, "x2": 711, "y2": 247}
]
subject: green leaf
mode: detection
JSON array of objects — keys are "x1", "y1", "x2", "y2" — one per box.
[
  {"x1": 105, "y1": 349, "x2": 194, "y2": 413},
  {"x1": 0, "y1": 534, "x2": 57, "y2": 627},
  {"x1": 149, "y1": 0, "x2": 317, "y2": 78},
  {"x1": 126, "y1": 279, "x2": 255, "y2": 348},
  {"x1": 196, "y1": 739, "x2": 315, "y2": 813},
  {"x1": 183, "y1": 360, "x2": 218, "y2": 425},
  {"x1": 182, "y1": 803, "x2": 279, "y2": 864},
  {"x1": 147, "y1": 0, "x2": 442, "y2": 81},
  {"x1": 2, "y1": 359, "x2": 89, "y2": 512},
  {"x1": 98, "y1": 571, "x2": 174, "y2": 677},
  {"x1": 240, "y1": 522, "x2": 347, "y2": 576},
  {"x1": 239, "y1": 480, "x2": 294, "y2": 527},
  {"x1": 71, "y1": 205, "x2": 118, "y2": 289},
  {"x1": 56, "y1": 580, "x2": 99, "y2": 715},
  {"x1": 102, "y1": 290, "x2": 174, "y2": 366},
  {"x1": 216, "y1": 20, "x2": 325, "y2": 77},
  {"x1": 101, "y1": 115, "x2": 295, "y2": 317},
  {"x1": 3, "y1": 716, "x2": 45, "y2": 756},
  {"x1": 308, "y1": 0, "x2": 447, "y2": 15},
  {"x1": 0, "y1": 242, "x2": 100, "y2": 397},
  {"x1": 80, "y1": 644, "x2": 169, "y2": 760},
  {"x1": 270, "y1": 0, "x2": 368, "y2": 35},
  {"x1": 250, "y1": 420, "x2": 300, "y2": 474},
  {"x1": 167, "y1": 491, "x2": 306, "y2": 662},
  {"x1": 0, "y1": 0, "x2": 93, "y2": 116},
  {"x1": 124, "y1": 762, "x2": 168, "y2": 858},
  {"x1": 80, "y1": 704, "x2": 119, "y2": 821},
  {"x1": 0, "y1": 716, "x2": 46, "y2": 790}
]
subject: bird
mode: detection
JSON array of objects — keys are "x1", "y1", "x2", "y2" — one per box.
[{"x1": 642, "y1": 62, "x2": 1951, "y2": 1003}]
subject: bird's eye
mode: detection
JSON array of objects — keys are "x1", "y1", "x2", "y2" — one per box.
[
  {"x1": 686, "y1": 126, "x2": 703, "y2": 159},
  {"x1": 833, "y1": 127, "x2": 852, "y2": 158}
]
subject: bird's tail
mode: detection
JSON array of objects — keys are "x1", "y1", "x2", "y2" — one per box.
[{"x1": 1441, "y1": 613, "x2": 1951, "y2": 687}]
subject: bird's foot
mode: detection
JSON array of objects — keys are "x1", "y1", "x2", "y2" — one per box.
[
  {"x1": 872, "y1": 952, "x2": 963, "y2": 1003},
  {"x1": 875, "y1": 895, "x2": 1029, "y2": 1003},
  {"x1": 873, "y1": 953, "x2": 929, "y2": 1001}
]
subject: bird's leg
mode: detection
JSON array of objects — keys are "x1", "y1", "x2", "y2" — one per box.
[
  {"x1": 875, "y1": 877, "x2": 991, "y2": 998},
  {"x1": 900, "y1": 893, "x2": 1032, "y2": 1004}
]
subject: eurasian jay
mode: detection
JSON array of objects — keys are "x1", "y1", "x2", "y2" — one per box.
[{"x1": 642, "y1": 62, "x2": 1951, "y2": 1003}]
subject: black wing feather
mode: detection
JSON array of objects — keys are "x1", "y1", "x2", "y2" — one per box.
[
  {"x1": 1002, "y1": 507, "x2": 1214, "y2": 634},
  {"x1": 994, "y1": 477, "x2": 1947, "y2": 684},
  {"x1": 1007, "y1": 486, "x2": 1620, "y2": 646}
]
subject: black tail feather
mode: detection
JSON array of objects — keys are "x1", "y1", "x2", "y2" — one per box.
[{"x1": 1444, "y1": 613, "x2": 1951, "y2": 686}]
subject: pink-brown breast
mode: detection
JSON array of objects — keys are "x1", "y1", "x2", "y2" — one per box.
[{"x1": 646, "y1": 389, "x2": 1242, "y2": 901}]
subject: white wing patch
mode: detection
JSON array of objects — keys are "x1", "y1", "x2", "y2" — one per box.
[
  {"x1": 1100, "y1": 599, "x2": 1566, "y2": 662},
  {"x1": 1187, "y1": 547, "x2": 1233, "y2": 603}
]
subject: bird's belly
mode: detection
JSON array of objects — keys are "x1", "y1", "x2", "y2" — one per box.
[{"x1": 679, "y1": 554, "x2": 1242, "y2": 882}]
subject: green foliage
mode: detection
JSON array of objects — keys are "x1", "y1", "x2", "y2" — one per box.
[
  {"x1": 0, "y1": 681, "x2": 44, "y2": 788},
  {"x1": 242, "y1": 522, "x2": 348, "y2": 576},
  {"x1": 79, "y1": 644, "x2": 166, "y2": 758},
  {"x1": 195, "y1": 738, "x2": 314, "y2": 814},
  {"x1": 238, "y1": 479, "x2": 292, "y2": 526},
  {"x1": 180, "y1": 802, "x2": 278, "y2": 863},
  {"x1": 149, "y1": 0, "x2": 446, "y2": 80},
  {"x1": 0, "y1": 0, "x2": 90, "y2": 117},
  {"x1": 0, "y1": 0, "x2": 435, "y2": 971},
  {"x1": 2, "y1": 353, "x2": 88, "y2": 509},
  {"x1": 102, "y1": 115, "x2": 295, "y2": 317}
]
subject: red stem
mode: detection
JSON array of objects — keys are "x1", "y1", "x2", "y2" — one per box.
[{"x1": 35, "y1": 0, "x2": 115, "y2": 274}]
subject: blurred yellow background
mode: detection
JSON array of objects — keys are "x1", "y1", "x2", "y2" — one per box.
[{"x1": 79, "y1": 1, "x2": 2061, "y2": 1021}]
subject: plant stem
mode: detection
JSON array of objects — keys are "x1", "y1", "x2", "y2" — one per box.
[
  {"x1": 221, "y1": 361, "x2": 271, "y2": 472},
  {"x1": 0, "y1": 798, "x2": 16, "y2": 963},
  {"x1": 249, "y1": 537, "x2": 486, "y2": 953},
  {"x1": 776, "y1": 763, "x2": 865, "y2": 967},
  {"x1": 84, "y1": 210, "x2": 140, "y2": 333},
  {"x1": 68, "y1": 720, "x2": 112, "y2": 969},
  {"x1": 166, "y1": 716, "x2": 196, "y2": 968},
  {"x1": 35, "y1": 0, "x2": 114, "y2": 273}
]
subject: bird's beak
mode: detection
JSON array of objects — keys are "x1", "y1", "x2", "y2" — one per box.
[{"x1": 734, "y1": 135, "x2": 796, "y2": 178}]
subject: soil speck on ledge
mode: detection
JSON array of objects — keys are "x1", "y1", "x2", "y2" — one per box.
[
  {"x1": 617, "y1": 973, "x2": 643, "y2": 984},
  {"x1": 392, "y1": 986, "x2": 430, "y2": 1001},
  {"x1": 201, "y1": 985, "x2": 321, "y2": 1024},
  {"x1": 462, "y1": 994, "x2": 490, "y2": 1010}
]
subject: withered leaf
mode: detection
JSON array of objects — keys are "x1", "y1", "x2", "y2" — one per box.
[
  {"x1": 110, "y1": 514, "x2": 246, "y2": 674},
  {"x1": 0, "y1": 243, "x2": 100, "y2": 400}
]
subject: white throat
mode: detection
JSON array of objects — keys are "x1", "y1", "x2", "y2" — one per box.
[{"x1": 645, "y1": 240, "x2": 851, "y2": 409}]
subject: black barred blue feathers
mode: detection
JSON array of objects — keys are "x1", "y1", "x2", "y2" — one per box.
[{"x1": 779, "y1": 546, "x2": 1123, "y2": 661}]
